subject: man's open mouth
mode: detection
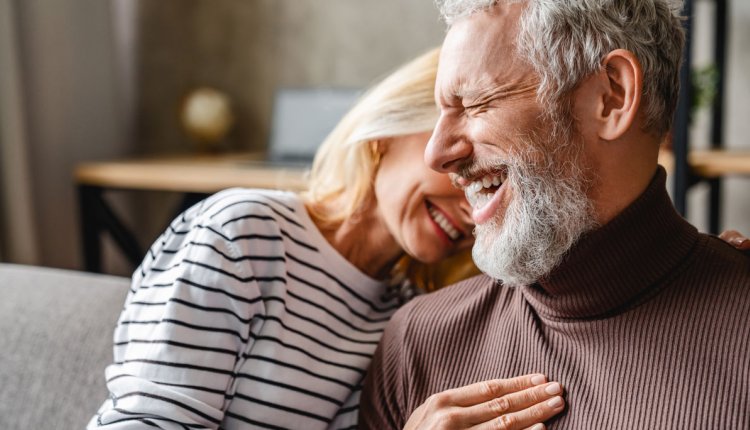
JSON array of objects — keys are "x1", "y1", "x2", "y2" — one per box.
[{"x1": 464, "y1": 167, "x2": 508, "y2": 211}]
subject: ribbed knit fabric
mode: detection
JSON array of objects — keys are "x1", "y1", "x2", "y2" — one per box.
[{"x1": 360, "y1": 167, "x2": 750, "y2": 429}]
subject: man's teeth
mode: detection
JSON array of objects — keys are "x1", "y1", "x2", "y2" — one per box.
[
  {"x1": 465, "y1": 172, "x2": 505, "y2": 209},
  {"x1": 428, "y1": 206, "x2": 460, "y2": 240}
]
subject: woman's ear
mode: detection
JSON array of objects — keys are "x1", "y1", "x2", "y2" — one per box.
[
  {"x1": 370, "y1": 140, "x2": 384, "y2": 167},
  {"x1": 596, "y1": 49, "x2": 643, "y2": 141}
]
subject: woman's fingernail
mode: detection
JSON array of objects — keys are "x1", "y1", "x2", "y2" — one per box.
[
  {"x1": 531, "y1": 374, "x2": 546, "y2": 385},
  {"x1": 545, "y1": 382, "x2": 561, "y2": 395},
  {"x1": 547, "y1": 396, "x2": 564, "y2": 408},
  {"x1": 531, "y1": 424, "x2": 545, "y2": 430}
]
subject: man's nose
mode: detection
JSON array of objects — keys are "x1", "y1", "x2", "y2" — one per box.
[{"x1": 424, "y1": 113, "x2": 472, "y2": 173}]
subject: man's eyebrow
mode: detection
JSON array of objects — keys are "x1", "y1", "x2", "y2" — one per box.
[
  {"x1": 453, "y1": 77, "x2": 496, "y2": 102},
  {"x1": 436, "y1": 87, "x2": 484, "y2": 108},
  {"x1": 460, "y1": 81, "x2": 538, "y2": 105},
  {"x1": 438, "y1": 76, "x2": 536, "y2": 107},
  {"x1": 437, "y1": 84, "x2": 464, "y2": 106}
]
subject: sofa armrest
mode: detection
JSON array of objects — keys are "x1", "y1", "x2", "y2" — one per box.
[{"x1": 0, "y1": 263, "x2": 130, "y2": 429}]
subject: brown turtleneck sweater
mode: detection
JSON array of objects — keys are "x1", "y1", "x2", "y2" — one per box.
[{"x1": 359, "y1": 167, "x2": 750, "y2": 429}]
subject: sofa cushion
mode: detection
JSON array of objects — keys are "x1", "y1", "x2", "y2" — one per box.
[{"x1": 0, "y1": 263, "x2": 130, "y2": 429}]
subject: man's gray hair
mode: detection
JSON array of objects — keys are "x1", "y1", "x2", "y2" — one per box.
[{"x1": 436, "y1": 0, "x2": 685, "y2": 136}]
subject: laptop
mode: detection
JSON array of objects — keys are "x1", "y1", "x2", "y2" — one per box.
[{"x1": 260, "y1": 87, "x2": 362, "y2": 167}]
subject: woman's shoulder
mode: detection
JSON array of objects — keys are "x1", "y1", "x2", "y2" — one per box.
[
  {"x1": 202, "y1": 188, "x2": 300, "y2": 216},
  {"x1": 139, "y1": 189, "x2": 306, "y2": 285},
  {"x1": 184, "y1": 188, "x2": 304, "y2": 231}
]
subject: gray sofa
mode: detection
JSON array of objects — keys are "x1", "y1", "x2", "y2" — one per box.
[{"x1": 0, "y1": 263, "x2": 130, "y2": 429}]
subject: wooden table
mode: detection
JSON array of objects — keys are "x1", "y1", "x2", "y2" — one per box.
[{"x1": 75, "y1": 152, "x2": 309, "y2": 272}]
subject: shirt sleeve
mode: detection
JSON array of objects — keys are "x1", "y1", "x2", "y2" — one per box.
[
  {"x1": 88, "y1": 210, "x2": 266, "y2": 429},
  {"x1": 358, "y1": 303, "x2": 414, "y2": 430}
]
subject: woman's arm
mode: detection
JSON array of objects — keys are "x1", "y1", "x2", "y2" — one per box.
[{"x1": 88, "y1": 207, "x2": 264, "y2": 429}]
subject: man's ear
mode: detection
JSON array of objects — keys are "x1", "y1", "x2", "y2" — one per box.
[{"x1": 597, "y1": 49, "x2": 643, "y2": 141}]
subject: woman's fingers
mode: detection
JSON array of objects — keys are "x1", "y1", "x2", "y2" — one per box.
[
  {"x1": 470, "y1": 395, "x2": 565, "y2": 430},
  {"x1": 403, "y1": 375, "x2": 562, "y2": 430},
  {"x1": 719, "y1": 230, "x2": 750, "y2": 250},
  {"x1": 427, "y1": 374, "x2": 548, "y2": 408},
  {"x1": 460, "y1": 382, "x2": 563, "y2": 426}
]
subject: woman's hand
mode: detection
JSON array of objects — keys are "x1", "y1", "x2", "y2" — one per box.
[
  {"x1": 720, "y1": 230, "x2": 750, "y2": 251},
  {"x1": 404, "y1": 374, "x2": 564, "y2": 430}
]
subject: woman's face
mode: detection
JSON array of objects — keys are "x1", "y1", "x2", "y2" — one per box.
[{"x1": 373, "y1": 131, "x2": 475, "y2": 264}]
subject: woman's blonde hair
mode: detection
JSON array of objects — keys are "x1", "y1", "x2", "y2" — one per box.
[
  {"x1": 304, "y1": 47, "x2": 441, "y2": 225},
  {"x1": 303, "y1": 47, "x2": 479, "y2": 292}
]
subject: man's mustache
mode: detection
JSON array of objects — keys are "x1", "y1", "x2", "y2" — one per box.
[{"x1": 451, "y1": 158, "x2": 513, "y2": 188}]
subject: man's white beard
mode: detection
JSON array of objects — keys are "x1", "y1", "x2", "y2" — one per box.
[{"x1": 471, "y1": 137, "x2": 597, "y2": 288}]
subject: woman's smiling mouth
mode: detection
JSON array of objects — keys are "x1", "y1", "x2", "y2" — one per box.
[{"x1": 426, "y1": 201, "x2": 463, "y2": 241}]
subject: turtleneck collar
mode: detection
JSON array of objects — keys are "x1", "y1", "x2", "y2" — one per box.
[{"x1": 520, "y1": 166, "x2": 700, "y2": 320}]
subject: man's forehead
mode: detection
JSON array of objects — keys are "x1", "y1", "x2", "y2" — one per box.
[
  {"x1": 437, "y1": 4, "x2": 531, "y2": 97},
  {"x1": 447, "y1": 2, "x2": 525, "y2": 49}
]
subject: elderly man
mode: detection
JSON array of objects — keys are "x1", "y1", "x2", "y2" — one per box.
[{"x1": 360, "y1": 1, "x2": 750, "y2": 429}]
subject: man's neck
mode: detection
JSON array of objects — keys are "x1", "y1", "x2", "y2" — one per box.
[
  {"x1": 586, "y1": 133, "x2": 662, "y2": 225},
  {"x1": 522, "y1": 167, "x2": 699, "y2": 319}
]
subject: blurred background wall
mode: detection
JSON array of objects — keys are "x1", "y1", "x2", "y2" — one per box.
[
  {"x1": 135, "y1": 1, "x2": 445, "y2": 155},
  {"x1": 2, "y1": 0, "x2": 128, "y2": 270},
  {"x1": 687, "y1": 0, "x2": 750, "y2": 236},
  {"x1": 0, "y1": 0, "x2": 37, "y2": 264},
  {"x1": 0, "y1": 0, "x2": 748, "y2": 274},
  {"x1": 1, "y1": 0, "x2": 445, "y2": 274}
]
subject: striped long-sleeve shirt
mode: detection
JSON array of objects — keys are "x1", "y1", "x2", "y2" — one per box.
[{"x1": 89, "y1": 188, "x2": 400, "y2": 430}]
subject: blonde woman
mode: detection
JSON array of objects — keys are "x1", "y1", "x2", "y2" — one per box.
[{"x1": 89, "y1": 49, "x2": 564, "y2": 430}]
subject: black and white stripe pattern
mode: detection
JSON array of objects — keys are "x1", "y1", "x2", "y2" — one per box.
[{"x1": 89, "y1": 189, "x2": 400, "y2": 429}]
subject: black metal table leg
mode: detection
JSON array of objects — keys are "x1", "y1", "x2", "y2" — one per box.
[
  {"x1": 673, "y1": 0, "x2": 694, "y2": 217},
  {"x1": 79, "y1": 185, "x2": 103, "y2": 273},
  {"x1": 78, "y1": 185, "x2": 143, "y2": 273},
  {"x1": 707, "y1": 0, "x2": 728, "y2": 234},
  {"x1": 95, "y1": 192, "x2": 143, "y2": 268}
]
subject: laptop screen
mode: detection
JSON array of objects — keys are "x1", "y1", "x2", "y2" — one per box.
[{"x1": 268, "y1": 88, "x2": 362, "y2": 163}]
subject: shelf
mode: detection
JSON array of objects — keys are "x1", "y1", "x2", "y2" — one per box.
[
  {"x1": 689, "y1": 149, "x2": 750, "y2": 178},
  {"x1": 659, "y1": 148, "x2": 750, "y2": 179}
]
